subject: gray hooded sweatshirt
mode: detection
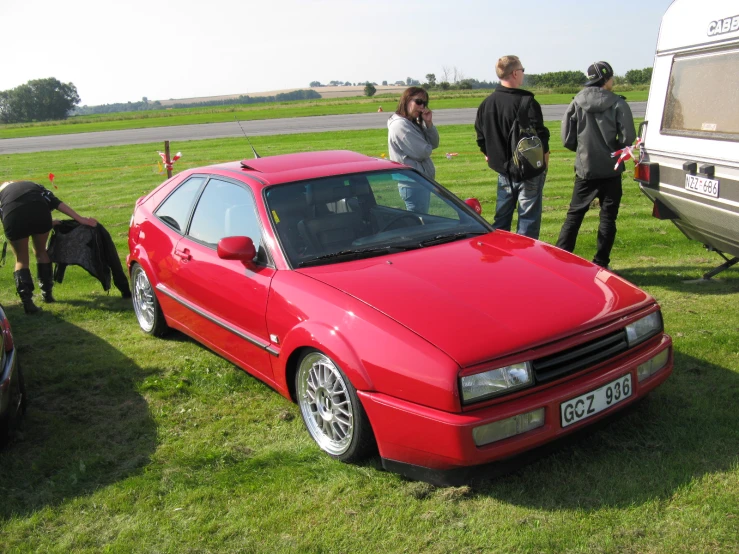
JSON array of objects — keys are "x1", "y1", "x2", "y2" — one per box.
[
  {"x1": 561, "y1": 87, "x2": 636, "y2": 180},
  {"x1": 387, "y1": 113, "x2": 439, "y2": 179}
]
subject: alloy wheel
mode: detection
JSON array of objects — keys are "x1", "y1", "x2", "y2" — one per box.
[{"x1": 297, "y1": 351, "x2": 354, "y2": 456}]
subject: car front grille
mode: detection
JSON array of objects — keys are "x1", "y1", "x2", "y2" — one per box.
[{"x1": 532, "y1": 330, "x2": 629, "y2": 384}]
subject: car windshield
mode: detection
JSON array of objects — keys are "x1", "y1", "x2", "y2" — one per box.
[{"x1": 264, "y1": 169, "x2": 491, "y2": 267}]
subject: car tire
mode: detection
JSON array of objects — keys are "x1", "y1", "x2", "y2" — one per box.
[
  {"x1": 131, "y1": 263, "x2": 168, "y2": 337},
  {"x1": 296, "y1": 349, "x2": 375, "y2": 462},
  {"x1": 0, "y1": 415, "x2": 8, "y2": 448},
  {"x1": 0, "y1": 362, "x2": 25, "y2": 448}
]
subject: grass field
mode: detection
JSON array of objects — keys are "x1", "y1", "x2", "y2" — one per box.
[
  {"x1": 0, "y1": 89, "x2": 649, "y2": 140},
  {"x1": 0, "y1": 122, "x2": 737, "y2": 553}
]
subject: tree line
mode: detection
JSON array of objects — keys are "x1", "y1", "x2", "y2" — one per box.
[
  {"x1": 0, "y1": 79, "x2": 321, "y2": 122},
  {"x1": 523, "y1": 68, "x2": 653, "y2": 88},
  {"x1": 0, "y1": 77, "x2": 80, "y2": 124},
  {"x1": 167, "y1": 89, "x2": 321, "y2": 109},
  {"x1": 1, "y1": 68, "x2": 653, "y2": 123},
  {"x1": 351, "y1": 67, "x2": 653, "y2": 96},
  {"x1": 72, "y1": 89, "x2": 321, "y2": 115}
]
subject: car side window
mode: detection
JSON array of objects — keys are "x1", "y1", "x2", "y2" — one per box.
[
  {"x1": 188, "y1": 178, "x2": 262, "y2": 248},
  {"x1": 155, "y1": 177, "x2": 205, "y2": 232}
]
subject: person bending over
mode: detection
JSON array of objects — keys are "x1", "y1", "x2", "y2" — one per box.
[{"x1": 0, "y1": 180, "x2": 97, "y2": 313}]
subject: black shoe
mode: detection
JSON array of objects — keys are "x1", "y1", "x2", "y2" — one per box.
[
  {"x1": 21, "y1": 298, "x2": 41, "y2": 314},
  {"x1": 37, "y1": 263, "x2": 56, "y2": 303},
  {"x1": 14, "y1": 268, "x2": 41, "y2": 314}
]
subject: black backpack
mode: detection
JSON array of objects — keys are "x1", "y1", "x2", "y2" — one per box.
[{"x1": 507, "y1": 96, "x2": 546, "y2": 181}]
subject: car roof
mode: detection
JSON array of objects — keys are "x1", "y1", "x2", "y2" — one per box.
[{"x1": 200, "y1": 150, "x2": 404, "y2": 187}]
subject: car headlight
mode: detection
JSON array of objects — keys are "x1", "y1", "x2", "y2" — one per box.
[
  {"x1": 625, "y1": 311, "x2": 663, "y2": 347},
  {"x1": 460, "y1": 362, "x2": 533, "y2": 404}
]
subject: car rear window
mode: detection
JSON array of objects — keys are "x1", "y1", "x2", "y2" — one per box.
[
  {"x1": 155, "y1": 177, "x2": 205, "y2": 232},
  {"x1": 661, "y1": 48, "x2": 739, "y2": 141}
]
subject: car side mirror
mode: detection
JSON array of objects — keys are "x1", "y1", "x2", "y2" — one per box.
[
  {"x1": 465, "y1": 198, "x2": 482, "y2": 215},
  {"x1": 217, "y1": 236, "x2": 257, "y2": 265}
]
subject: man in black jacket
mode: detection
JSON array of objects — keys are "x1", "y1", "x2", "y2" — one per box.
[{"x1": 475, "y1": 55, "x2": 550, "y2": 239}]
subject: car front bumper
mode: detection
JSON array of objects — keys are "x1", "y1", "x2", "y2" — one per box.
[{"x1": 358, "y1": 335, "x2": 672, "y2": 484}]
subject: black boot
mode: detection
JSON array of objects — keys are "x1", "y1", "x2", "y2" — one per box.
[
  {"x1": 37, "y1": 262, "x2": 56, "y2": 303},
  {"x1": 14, "y1": 268, "x2": 40, "y2": 314}
]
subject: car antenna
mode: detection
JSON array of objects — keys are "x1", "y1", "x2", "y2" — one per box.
[{"x1": 234, "y1": 117, "x2": 261, "y2": 158}]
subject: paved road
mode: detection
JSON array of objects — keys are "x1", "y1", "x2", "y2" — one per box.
[{"x1": 0, "y1": 102, "x2": 646, "y2": 155}]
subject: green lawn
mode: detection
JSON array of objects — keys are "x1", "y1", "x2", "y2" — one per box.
[
  {"x1": 0, "y1": 123, "x2": 736, "y2": 553},
  {"x1": 0, "y1": 89, "x2": 649, "y2": 139}
]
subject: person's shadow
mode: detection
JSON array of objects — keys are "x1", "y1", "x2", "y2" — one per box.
[{"x1": 0, "y1": 299, "x2": 157, "y2": 520}]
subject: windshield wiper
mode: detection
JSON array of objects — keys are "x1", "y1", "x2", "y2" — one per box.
[
  {"x1": 297, "y1": 245, "x2": 419, "y2": 267},
  {"x1": 419, "y1": 231, "x2": 488, "y2": 247}
]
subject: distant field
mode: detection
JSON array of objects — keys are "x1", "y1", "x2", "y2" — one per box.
[
  {"x1": 154, "y1": 85, "x2": 409, "y2": 106},
  {"x1": 0, "y1": 89, "x2": 649, "y2": 140}
]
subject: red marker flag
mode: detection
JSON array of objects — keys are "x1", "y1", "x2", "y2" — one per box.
[
  {"x1": 48, "y1": 172, "x2": 57, "y2": 189},
  {"x1": 611, "y1": 138, "x2": 643, "y2": 170},
  {"x1": 157, "y1": 151, "x2": 183, "y2": 171}
]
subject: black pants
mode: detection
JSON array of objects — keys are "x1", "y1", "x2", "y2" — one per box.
[{"x1": 556, "y1": 175, "x2": 623, "y2": 267}]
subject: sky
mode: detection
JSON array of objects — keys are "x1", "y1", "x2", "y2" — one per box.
[{"x1": 1, "y1": 0, "x2": 674, "y2": 107}]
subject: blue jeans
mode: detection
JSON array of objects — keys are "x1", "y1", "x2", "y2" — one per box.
[
  {"x1": 398, "y1": 183, "x2": 430, "y2": 214},
  {"x1": 492, "y1": 172, "x2": 546, "y2": 239}
]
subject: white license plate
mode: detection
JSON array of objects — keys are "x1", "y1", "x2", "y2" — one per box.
[
  {"x1": 560, "y1": 374, "x2": 632, "y2": 428},
  {"x1": 685, "y1": 174, "x2": 719, "y2": 198}
]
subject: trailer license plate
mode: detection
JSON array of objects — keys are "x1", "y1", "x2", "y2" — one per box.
[
  {"x1": 560, "y1": 374, "x2": 632, "y2": 428},
  {"x1": 685, "y1": 174, "x2": 719, "y2": 198}
]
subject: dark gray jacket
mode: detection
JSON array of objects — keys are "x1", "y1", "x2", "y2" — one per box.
[{"x1": 561, "y1": 87, "x2": 636, "y2": 180}]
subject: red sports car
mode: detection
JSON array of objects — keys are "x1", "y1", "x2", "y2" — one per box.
[{"x1": 127, "y1": 150, "x2": 672, "y2": 483}]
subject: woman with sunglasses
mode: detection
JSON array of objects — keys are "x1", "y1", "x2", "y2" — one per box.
[{"x1": 387, "y1": 87, "x2": 439, "y2": 213}]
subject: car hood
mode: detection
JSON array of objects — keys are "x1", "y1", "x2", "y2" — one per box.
[{"x1": 298, "y1": 232, "x2": 652, "y2": 368}]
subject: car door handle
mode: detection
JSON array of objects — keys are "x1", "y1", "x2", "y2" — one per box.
[{"x1": 174, "y1": 247, "x2": 191, "y2": 261}]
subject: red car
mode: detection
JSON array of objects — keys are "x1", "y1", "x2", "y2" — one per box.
[
  {"x1": 127, "y1": 150, "x2": 672, "y2": 483},
  {"x1": 0, "y1": 303, "x2": 25, "y2": 447}
]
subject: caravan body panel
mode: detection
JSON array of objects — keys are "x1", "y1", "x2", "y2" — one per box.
[{"x1": 638, "y1": 0, "x2": 739, "y2": 258}]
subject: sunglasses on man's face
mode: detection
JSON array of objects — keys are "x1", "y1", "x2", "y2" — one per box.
[{"x1": 412, "y1": 98, "x2": 427, "y2": 107}]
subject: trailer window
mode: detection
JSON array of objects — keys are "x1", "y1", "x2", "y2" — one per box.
[{"x1": 662, "y1": 49, "x2": 739, "y2": 141}]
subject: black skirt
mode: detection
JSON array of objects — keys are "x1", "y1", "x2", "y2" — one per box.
[{"x1": 2, "y1": 200, "x2": 53, "y2": 241}]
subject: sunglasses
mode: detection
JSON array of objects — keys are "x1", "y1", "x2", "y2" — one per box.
[{"x1": 412, "y1": 98, "x2": 428, "y2": 107}]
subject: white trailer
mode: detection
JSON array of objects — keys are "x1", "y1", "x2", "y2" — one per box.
[{"x1": 635, "y1": 0, "x2": 739, "y2": 278}]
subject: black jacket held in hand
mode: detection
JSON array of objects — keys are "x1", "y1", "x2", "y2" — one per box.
[
  {"x1": 475, "y1": 86, "x2": 550, "y2": 178},
  {"x1": 47, "y1": 220, "x2": 132, "y2": 298}
]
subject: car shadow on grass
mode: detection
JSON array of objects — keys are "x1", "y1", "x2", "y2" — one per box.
[
  {"x1": 143, "y1": 326, "x2": 737, "y2": 510},
  {"x1": 468, "y1": 350, "x2": 738, "y2": 508},
  {"x1": 0, "y1": 304, "x2": 157, "y2": 520}
]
